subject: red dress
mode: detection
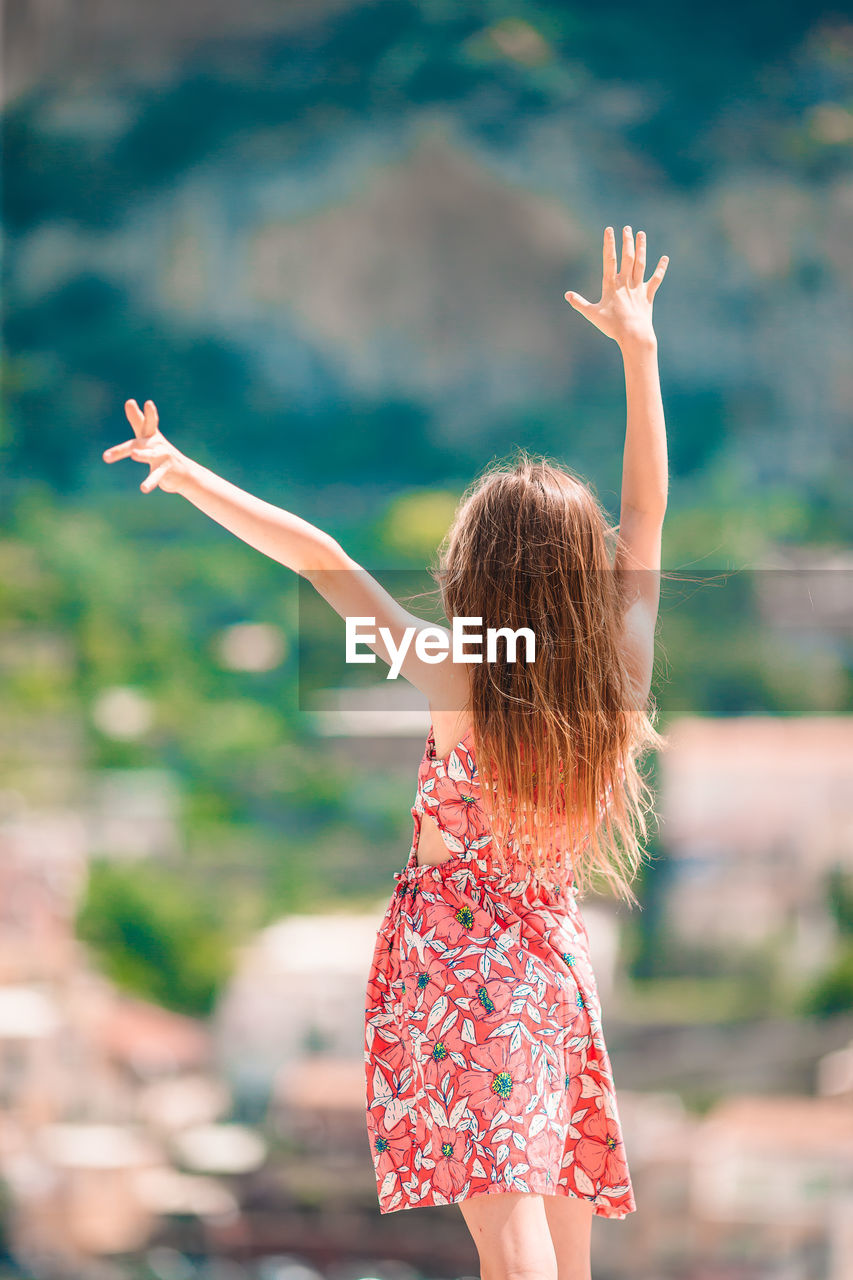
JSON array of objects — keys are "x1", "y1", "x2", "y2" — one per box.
[{"x1": 364, "y1": 725, "x2": 636, "y2": 1218}]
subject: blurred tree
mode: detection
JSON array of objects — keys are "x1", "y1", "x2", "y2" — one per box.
[
  {"x1": 798, "y1": 867, "x2": 853, "y2": 1019},
  {"x1": 826, "y1": 864, "x2": 853, "y2": 935},
  {"x1": 801, "y1": 943, "x2": 853, "y2": 1019},
  {"x1": 75, "y1": 859, "x2": 232, "y2": 1016}
]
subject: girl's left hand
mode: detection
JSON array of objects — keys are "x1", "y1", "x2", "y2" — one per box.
[{"x1": 564, "y1": 226, "x2": 668, "y2": 348}]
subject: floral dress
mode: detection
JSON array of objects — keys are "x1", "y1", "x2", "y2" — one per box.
[{"x1": 363, "y1": 725, "x2": 636, "y2": 1218}]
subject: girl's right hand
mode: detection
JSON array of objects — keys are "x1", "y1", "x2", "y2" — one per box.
[
  {"x1": 564, "y1": 225, "x2": 668, "y2": 349},
  {"x1": 102, "y1": 399, "x2": 192, "y2": 494}
]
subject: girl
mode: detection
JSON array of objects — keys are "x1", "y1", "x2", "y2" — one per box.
[{"x1": 104, "y1": 224, "x2": 669, "y2": 1280}]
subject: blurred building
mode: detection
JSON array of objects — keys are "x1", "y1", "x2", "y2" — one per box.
[
  {"x1": 0, "y1": 801, "x2": 88, "y2": 986},
  {"x1": 601, "y1": 1087, "x2": 853, "y2": 1280},
  {"x1": 272, "y1": 1056, "x2": 366, "y2": 1156},
  {"x1": 0, "y1": 795, "x2": 259, "y2": 1272},
  {"x1": 817, "y1": 1031, "x2": 853, "y2": 1100},
  {"x1": 658, "y1": 716, "x2": 853, "y2": 965},
  {"x1": 85, "y1": 766, "x2": 184, "y2": 861},
  {"x1": 212, "y1": 912, "x2": 380, "y2": 1113},
  {"x1": 690, "y1": 1094, "x2": 853, "y2": 1280}
]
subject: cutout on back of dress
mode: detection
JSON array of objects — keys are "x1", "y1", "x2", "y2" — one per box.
[
  {"x1": 414, "y1": 810, "x2": 457, "y2": 867},
  {"x1": 411, "y1": 725, "x2": 494, "y2": 869}
]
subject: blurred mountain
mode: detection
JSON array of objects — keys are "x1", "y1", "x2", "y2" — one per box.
[
  {"x1": 2, "y1": 1, "x2": 852, "y2": 525},
  {"x1": 2, "y1": 0, "x2": 353, "y2": 106}
]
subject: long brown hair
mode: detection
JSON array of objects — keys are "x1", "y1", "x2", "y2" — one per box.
[{"x1": 433, "y1": 451, "x2": 668, "y2": 906}]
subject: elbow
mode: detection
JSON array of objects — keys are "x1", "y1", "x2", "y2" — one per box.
[
  {"x1": 620, "y1": 497, "x2": 667, "y2": 524},
  {"x1": 300, "y1": 537, "x2": 354, "y2": 582}
]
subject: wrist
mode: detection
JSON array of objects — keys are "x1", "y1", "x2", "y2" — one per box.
[
  {"x1": 618, "y1": 330, "x2": 658, "y2": 356},
  {"x1": 174, "y1": 453, "x2": 204, "y2": 498}
]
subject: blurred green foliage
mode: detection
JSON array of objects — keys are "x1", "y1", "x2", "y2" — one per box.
[
  {"x1": 800, "y1": 868, "x2": 853, "y2": 1018},
  {"x1": 804, "y1": 944, "x2": 853, "y2": 1019},
  {"x1": 76, "y1": 859, "x2": 230, "y2": 1016}
]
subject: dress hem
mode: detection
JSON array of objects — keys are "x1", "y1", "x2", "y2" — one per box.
[{"x1": 377, "y1": 1179, "x2": 636, "y2": 1220}]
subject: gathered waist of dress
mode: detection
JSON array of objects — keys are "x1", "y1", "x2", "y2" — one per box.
[{"x1": 392, "y1": 846, "x2": 579, "y2": 906}]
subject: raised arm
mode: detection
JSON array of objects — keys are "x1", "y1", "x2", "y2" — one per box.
[
  {"x1": 564, "y1": 225, "x2": 669, "y2": 704},
  {"x1": 102, "y1": 399, "x2": 465, "y2": 704}
]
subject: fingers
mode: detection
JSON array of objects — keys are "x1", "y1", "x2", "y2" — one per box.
[
  {"x1": 108, "y1": 398, "x2": 167, "y2": 491},
  {"x1": 124, "y1": 398, "x2": 159, "y2": 438},
  {"x1": 619, "y1": 225, "x2": 634, "y2": 281},
  {"x1": 142, "y1": 399, "x2": 159, "y2": 437},
  {"x1": 564, "y1": 290, "x2": 594, "y2": 317},
  {"x1": 647, "y1": 254, "x2": 669, "y2": 299},
  {"x1": 603, "y1": 226, "x2": 617, "y2": 288},
  {"x1": 632, "y1": 230, "x2": 647, "y2": 286},
  {"x1": 124, "y1": 399, "x2": 146, "y2": 437},
  {"x1": 103, "y1": 438, "x2": 136, "y2": 462},
  {"x1": 141, "y1": 461, "x2": 170, "y2": 494},
  {"x1": 102, "y1": 440, "x2": 160, "y2": 463}
]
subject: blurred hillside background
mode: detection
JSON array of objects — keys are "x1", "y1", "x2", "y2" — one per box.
[{"x1": 1, "y1": 1, "x2": 853, "y2": 1278}]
